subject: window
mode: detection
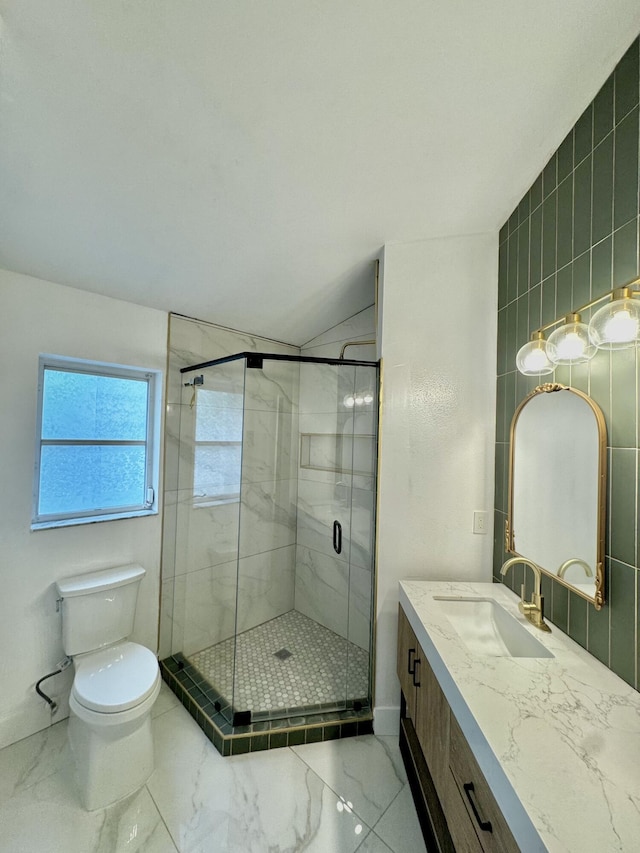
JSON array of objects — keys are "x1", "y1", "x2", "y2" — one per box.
[
  {"x1": 32, "y1": 355, "x2": 161, "y2": 529},
  {"x1": 193, "y1": 387, "x2": 243, "y2": 505}
]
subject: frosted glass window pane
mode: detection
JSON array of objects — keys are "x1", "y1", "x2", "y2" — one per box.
[
  {"x1": 194, "y1": 446, "x2": 241, "y2": 499},
  {"x1": 39, "y1": 446, "x2": 146, "y2": 515},
  {"x1": 42, "y1": 370, "x2": 148, "y2": 441}
]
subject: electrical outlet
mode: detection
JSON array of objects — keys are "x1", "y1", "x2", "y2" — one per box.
[{"x1": 473, "y1": 510, "x2": 488, "y2": 534}]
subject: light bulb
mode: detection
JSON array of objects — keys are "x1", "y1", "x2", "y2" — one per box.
[
  {"x1": 589, "y1": 288, "x2": 640, "y2": 350},
  {"x1": 524, "y1": 348, "x2": 550, "y2": 371},
  {"x1": 603, "y1": 308, "x2": 637, "y2": 343},
  {"x1": 546, "y1": 314, "x2": 595, "y2": 365},
  {"x1": 343, "y1": 395, "x2": 355, "y2": 408},
  {"x1": 516, "y1": 335, "x2": 554, "y2": 375},
  {"x1": 363, "y1": 392, "x2": 374, "y2": 404}
]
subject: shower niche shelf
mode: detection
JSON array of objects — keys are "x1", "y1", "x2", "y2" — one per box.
[{"x1": 299, "y1": 432, "x2": 376, "y2": 475}]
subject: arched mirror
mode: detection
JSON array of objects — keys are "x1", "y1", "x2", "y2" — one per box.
[{"x1": 507, "y1": 383, "x2": 607, "y2": 609}]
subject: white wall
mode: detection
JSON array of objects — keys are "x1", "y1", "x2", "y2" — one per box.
[
  {"x1": 374, "y1": 233, "x2": 498, "y2": 735},
  {"x1": 0, "y1": 269, "x2": 168, "y2": 749}
]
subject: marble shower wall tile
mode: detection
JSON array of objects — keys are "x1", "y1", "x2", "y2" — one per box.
[
  {"x1": 182, "y1": 546, "x2": 296, "y2": 656},
  {"x1": 296, "y1": 479, "x2": 374, "y2": 571},
  {"x1": 294, "y1": 545, "x2": 349, "y2": 637},
  {"x1": 238, "y1": 479, "x2": 297, "y2": 558},
  {"x1": 235, "y1": 545, "x2": 296, "y2": 634},
  {"x1": 349, "y1": 563, "x2": 374, "y2": 652},
  {"x1": 183, "y1": 559, "x2": 238, "y2": 655},
  {"x1": 244, "y1": 359, "x2": 300, "y2": 414},
  {"x1": 158, "y1": 577, "x2": 175, "y2": 659},
  {"x1": 301, "y1": 305, "x2": 376, "y2": 353},
  {"x1": 164, "y1": 574, "x2": 186, "y2": 656},
  {"x1": 167, "y1": 315, "x2": 299, "y2": 405},
  {"x1": 161, "y1": 490, "x2": 177, "y2": 580},
  {"x1": 175, "y1": 491, "x2": 240, "y2": 575},
  {"x1": 241, "y1": 408, "x2": 298, "y2": 484},
  {"x1": 299, "y1": 362, "x2": 357, "y2": 416},
  {"x1": 304, "y1": 341, "x2": 377, "y2": 361},
  {"x1": 163, "y1": 401, "x2": 182, "y2": 493}
]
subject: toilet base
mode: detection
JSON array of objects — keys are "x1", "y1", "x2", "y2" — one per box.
[{"x1": 68, "y1": 687, "x2": 159, "y2": 811}]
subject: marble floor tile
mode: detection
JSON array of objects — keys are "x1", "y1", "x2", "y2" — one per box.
[
  {"x1": 0, "y1": 693, "x2": 423, "y2": 853},
  {"x1": 152, "y1": 682, "x2": 182, "y2": 719},
  {"x1": 0, "y1": 716, "x2": 69, "y2": 804},
  {"x1": 371, "y1": 786, "x2": 428, "y2": 853},
  {"x1": 291, "y1": 735, "x2": 407, "y2": 828},
  {"x1": 0, "y1": 720, "x2": 177, "y2": 853},
  {"x1": 148, "y1": 707, "x2": 370, "y2": 852},
  {"x1": 355, "y1": 833, "x2": 395, "y2": 853}
]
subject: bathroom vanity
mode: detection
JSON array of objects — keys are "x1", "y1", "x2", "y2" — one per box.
[{"x1": 398, "y1": 580, "x2": 640, "y2": 852}]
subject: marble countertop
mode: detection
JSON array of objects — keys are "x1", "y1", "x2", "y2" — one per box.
[{"x1": 400, "y1": 580, "x2": 640, "y2": 853}]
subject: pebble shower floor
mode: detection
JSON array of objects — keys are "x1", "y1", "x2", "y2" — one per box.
[{"x1": 190, "y1": 610, "x2": 370, "y2": 719}]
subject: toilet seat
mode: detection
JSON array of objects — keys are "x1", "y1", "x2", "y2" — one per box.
[{"x1": 72, "y1": 641, "x2": 159, "y2": 713}]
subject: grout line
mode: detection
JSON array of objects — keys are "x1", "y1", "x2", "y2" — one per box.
[{"x1": 144, "y1": 783, "x2": 181, "y2": 853}]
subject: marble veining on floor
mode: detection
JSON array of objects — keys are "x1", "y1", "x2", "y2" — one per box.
[
  {"x1": 0, "y1": 684, "x2": 426, "y2": 853},
  {"x1": 190, "y1": 610, "x2": 370, "y2": 716}
]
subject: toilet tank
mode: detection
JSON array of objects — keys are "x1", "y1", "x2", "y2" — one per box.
[{"x1": 56, "y1": 564, "x2": 146, "y2": 656}]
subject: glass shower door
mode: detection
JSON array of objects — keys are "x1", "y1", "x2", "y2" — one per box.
[{"x1": 230, "y1": 356, "x2": 378, "y2": 724}]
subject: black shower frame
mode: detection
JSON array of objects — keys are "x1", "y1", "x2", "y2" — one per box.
[{"x1": 180, "y1": 350, "x2": 379, "y2": 374}]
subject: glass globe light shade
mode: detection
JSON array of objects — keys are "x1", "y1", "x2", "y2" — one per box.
[
  {"x1": 516, "y1": 334, "x2": 554, "y2": 376},
  {"x1": 546, "y1": 314, "x2": 596, "y2": 365},
  {"x1": 589, "y1": 288, "x2": 640, "y2": 350}
]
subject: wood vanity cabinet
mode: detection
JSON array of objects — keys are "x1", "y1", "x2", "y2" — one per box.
[{"x1": 397, "y1": 605, "x2": 519, "y2": 853}]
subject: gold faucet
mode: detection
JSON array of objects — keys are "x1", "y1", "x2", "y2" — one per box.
[
  {"x1": 557, "y1": 557, "x2": 593, "y2": 579},
  {"x1": 500, "y1": 557, "x2": 551, "y2": 632}
]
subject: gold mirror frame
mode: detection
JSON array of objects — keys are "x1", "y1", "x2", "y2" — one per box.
[{"x1": 506, "y1": 383, "x2": 607, "y2": 610}]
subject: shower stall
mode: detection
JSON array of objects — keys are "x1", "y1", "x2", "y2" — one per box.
[{"x1": 160, "y1": 350, "x2": 379, "y2": 750}]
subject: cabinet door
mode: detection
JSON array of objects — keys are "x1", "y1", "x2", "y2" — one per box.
[
  {"x1": 443, "y1": 769, "x2": 485, "y2": 853},
  {"x1": 415, "y1": 653, "x2": 450, "y2": 797},
  {"x1": 448, "y1": 715, "x2": 519, "y2": 853},
  {"x1": 397, "y1": 605, "x2": 420, "y2": 720}
]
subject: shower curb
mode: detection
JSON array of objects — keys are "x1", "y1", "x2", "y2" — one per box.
[{"x1": 160, "y1": 657, "x2": 374, "y2": 756}]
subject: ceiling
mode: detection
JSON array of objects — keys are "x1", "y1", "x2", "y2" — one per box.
[{"x1": 1, "y1": 2, "x2": 640, "y2": 345}]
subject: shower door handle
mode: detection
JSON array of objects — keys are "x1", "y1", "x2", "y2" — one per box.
[{"x1": 333, "y1": 520, "x2": 342, "y2": 555}]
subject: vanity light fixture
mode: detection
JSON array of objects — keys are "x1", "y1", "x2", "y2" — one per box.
[
  {"x1": 546, "y1": 313, "x2": 596, "y2": 366},
  {"x1": 514, "y1": 276, "x2": 640, "y2": 376},
  {"x1": 588, "y1": 287, "x2": 640, "y2": 350},
  {"x1": 515, "y1": 331, "x2": 554, "y2": 376}
]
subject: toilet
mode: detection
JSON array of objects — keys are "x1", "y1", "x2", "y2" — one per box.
[{"x1": 55, "y1": 563, "x2": 161, "y2": 811}]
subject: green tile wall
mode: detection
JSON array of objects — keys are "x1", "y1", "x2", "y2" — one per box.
[{"x1": 494, "y1": 36, "x2": 640, "y2": 690}]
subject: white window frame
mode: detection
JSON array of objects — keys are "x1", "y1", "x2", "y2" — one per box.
[{"x1": 32, "y1": 354, "x2": 162, "y2": 530}]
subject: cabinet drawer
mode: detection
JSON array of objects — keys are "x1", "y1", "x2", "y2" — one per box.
[{"x1": 448, "y1": 715, "x2": 518, "y2": 853}]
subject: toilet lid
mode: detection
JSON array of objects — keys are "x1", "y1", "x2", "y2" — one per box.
[{"x1": 72, "y1": 642, "x2": 159, "y2": 713}]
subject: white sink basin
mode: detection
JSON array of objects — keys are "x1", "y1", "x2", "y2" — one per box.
[{"x1": 433, "y1": 596, "x2": 554, "y2": 658}]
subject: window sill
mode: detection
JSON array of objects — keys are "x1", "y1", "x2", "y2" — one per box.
[{"x1": 31, "y1": 507, "x2": 158, "y2": 531}]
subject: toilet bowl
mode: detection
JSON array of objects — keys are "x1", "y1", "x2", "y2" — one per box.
[
  {"x1": 56, "y1": 564, "x2": 161, "y2": 811},
  {"x1": 67, "y1": 641, "x2": 161, "y2": 810}
]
